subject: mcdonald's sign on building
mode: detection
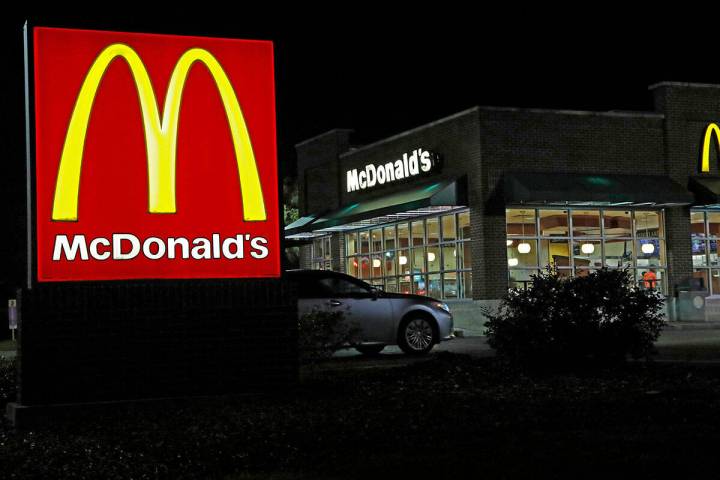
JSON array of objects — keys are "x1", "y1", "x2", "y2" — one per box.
[{"x1": 30, "y1": 27, "x2": 280, "y2": 282}]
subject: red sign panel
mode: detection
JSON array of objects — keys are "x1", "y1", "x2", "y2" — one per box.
[{"x1": 32, "y1": 27, "x2": 280, "y2": 281}]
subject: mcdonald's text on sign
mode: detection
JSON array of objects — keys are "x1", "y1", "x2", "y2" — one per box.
[{"x1": 32, "y1": 27, "x2": 280, "y2": 281}]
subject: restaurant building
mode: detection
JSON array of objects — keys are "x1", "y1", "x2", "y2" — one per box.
[{"x1": 286, "y1": 82, "x2": 720, "y2": 331}]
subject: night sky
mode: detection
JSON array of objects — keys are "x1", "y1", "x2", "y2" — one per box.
[{"x1": 0, "y1": 9, "x2": 717, "y2": 288}]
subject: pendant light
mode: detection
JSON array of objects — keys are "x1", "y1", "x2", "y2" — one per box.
[{"x1": 581, "y1": 242, "x2": 595, "y2": 255}]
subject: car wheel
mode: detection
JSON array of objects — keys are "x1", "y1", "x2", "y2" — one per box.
[
  {"x1": 355, "y1": 345, "x2": 385, "y2": 356},
  {"x1": 398, "y1": 316, "x2": 437, "y2": 355}
]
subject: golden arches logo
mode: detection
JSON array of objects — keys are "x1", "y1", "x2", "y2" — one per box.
[
  {"x1": 702, "y1": 123, "x2": 720, "y2": 173},
  {"x1": 52, "y1": 43, "x2": 266, "y2": 222}
]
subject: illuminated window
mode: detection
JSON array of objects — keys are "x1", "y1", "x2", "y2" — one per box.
[
  {"x1": 691, "y1": 209, "x2": 720, "y2": 294},
  {"x1": 507, "y1": 208, "x2": 667, "y2": 294},
  {"x1": 312, "y1": 235, "x2": 332, "y2": 270},
  {"x1": 343, "y1": 209, "x2": 471, "y2": 299}
]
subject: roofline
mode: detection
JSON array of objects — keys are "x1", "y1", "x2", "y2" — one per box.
[
  {"x1": 338, "y1": 107, "x2": 480, "y2": 158},
  {"x1": 648, "y1": 81, "x2": 720, "y2": 91},
  {"x1": 294, "y1": 128, "x2": 354, "y2": 148},
  {"x1": 475, "y1": 105, "x2": 664, "y2": 119}
]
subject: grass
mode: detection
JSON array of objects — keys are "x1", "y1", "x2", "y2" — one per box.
[{"x1": 3, "y1": 353, "x2": 720, "y2": 478}]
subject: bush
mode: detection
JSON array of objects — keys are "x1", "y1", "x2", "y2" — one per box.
[
  {"x1": 0, "y1": 357, "x2": 16, "y2": 407},
  {"x1": 298, "y1": 309, "x2": 361, "y2": 364},
  {"x1": 484, "y1": 268, "x2": 664, "y2": 367}
]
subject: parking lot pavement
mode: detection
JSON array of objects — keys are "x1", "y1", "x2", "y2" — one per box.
[{"x1": 328, "y1": 328, "x2": 720, "y2": 367}]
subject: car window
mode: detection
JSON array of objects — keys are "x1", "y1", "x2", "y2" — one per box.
[
  {"x1": 296, "y1": 276, "x2": 331, "y2": 298},
  {"x1": 319, "y1": 277, "x2": 371, "y2": 297}
]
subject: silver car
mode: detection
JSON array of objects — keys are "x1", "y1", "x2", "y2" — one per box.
[{"x1": 288, "y1": 269, "x2": 453, "y2": 355}]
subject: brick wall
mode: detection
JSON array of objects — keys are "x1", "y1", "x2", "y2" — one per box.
[{"x1": 17, "y1": 279, "x2": 297, "y2": 405}]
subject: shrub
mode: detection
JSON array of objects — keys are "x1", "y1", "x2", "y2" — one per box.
[
  {"x1": 298, "y1": 308, "x2": 361, "y2": 364},
  {"x1": 483, "y1": 268, "x2": 664, "y2": 367},
  {"x1": 0, "y1": 357, "x2": 16, "y2": 407}
]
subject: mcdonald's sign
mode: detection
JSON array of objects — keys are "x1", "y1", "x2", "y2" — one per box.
[
  {"x1": 30, "y1": 27, "x2": 280, "y2": 281},
  {"x1": 702, "y1": 123, "x2": 720, "y2": 172}
]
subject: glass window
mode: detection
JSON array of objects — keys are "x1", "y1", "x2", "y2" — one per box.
[
  {"x1": 359, "y1": 231, "x2": 370, "y2": 253},
  {"x1": 573, "y1": 240, "x2": 602, "y2": 269},
  {"x1": 506, "y1": 209, "x2": 537, "y2": 236},
  {"x1": 397, "y1": 223, "x2": 410, "y2": 248},
  {"x1": 345, "y1": 232, "x2": 357, "y2": 256},
  {"x1": 397, "y1": 249, "x2": 410, "y2": 275},
  {"x1": 384, "y1": 251, "x2": 397, "y2": 276},
  {"x1": 342, "y1": 210, "x2": 470, "y2": 299},
  {"x1": 693, "y1": 269, "x2": 709, "y2": 291},
  {"x1": 371, "y1": 228, "x2": 382, "y2": 252},
  {"x1": 318, "y1": 276, "x2": 371, "y2": 296},
  {"x1": 539, "y1": 239, "x2": 570, "y2": 269},
  {"x1": 411, "y1": 221, "x2": 425, "y2": 246},
  {"x1": 457, "y1": 242, "x2": 471, "y2": 269},
  {"x1": 458, "y1": 212, "x2": 470, "y2": 240},
  {"x1": 604, "y1": 239, "x2": 633, "y2": 269},
  {"x1": 507, "y1": 239, "x2": 537, "y2": 268},
  {"x1": 571, "y1": 210, "x2": 601, "y2": 237},
  {"x1": 358, "y1": 256, "x2": 370, "y2": 279},
  {"x1": 539, "y1": 209, "x2": 569, "y2": 237},
  {"x1": 710, "y1": 240, "x2": 720, "y2": 267},
  {"x1": 412, "y1": 247, "x2": 426, "y2": 272},
  {"x1": 371, "y1": 254, "x2": 383, "y2": 278},
  {"x1": 691, "y1": 211, "x2": 706, "y2": 238},
  {"x1": 508, "y1": 269, "x2": 537, "y2": 290},
  {"x1": 636, "y1": 239, "x2": 663, "y2": 268},
  {"x1": 693, "y1": 239, "x2": 708, "y2": 267},
  {"x1": 427, "y1": 245, "x2": 441, "y2": 271},
  {"x1": 428, "y1": 273, "x2": 442, "y2": 299},
  {"x1": 709, "y1": 212, "x2": 720, "y2": 237},
  {"x1": 603, "y1": 210, "x2": 632, "y2": 238},
  {"x1": 426, "y1": 218, "x2": 440, "y2": 244},
  {"x1": 412, "y1": 273, "x2": 427, "y2": 295},
  {"x1": 442, "y1": 245, "x2": 457, "y2": 270},
  {"x1": 442, "y1": 215, "x2": 456, "y2": 242},
  {"x1": 383, "y1": 225, "x2": 396, "y2": 250},
  {"x1": 443, "y1": 272, "x2": 458, "y2": 299},
  {"x1": 712, "y1": 269, "x2": 720, "y2": 295},
  {"x1": 636, "y1": 211, "x2": 663, "y2": 238},
  {"x1": 346, "y1": 257, "x2": 359, "y2": 277}
]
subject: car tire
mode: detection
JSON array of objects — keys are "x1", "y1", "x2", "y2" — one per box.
[
  {"x1": 397, "y1": 315, "x2": 437, "y2": 355},
  {"x1": 355, "y1": 345, "x2": 385, "y2": 356}
]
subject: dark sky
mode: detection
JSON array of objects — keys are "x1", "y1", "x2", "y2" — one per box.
[{"x1": 1, "y1": 9, "x2": 718, "y2": 287}]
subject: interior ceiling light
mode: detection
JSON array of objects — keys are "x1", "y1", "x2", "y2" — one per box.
[{"x1": 581, "y1": 243, "x2": 595, "y2": 254}]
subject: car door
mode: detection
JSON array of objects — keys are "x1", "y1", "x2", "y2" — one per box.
[
  {"x1": 318, "y1": 275, "x2": 395, "y2": 343},
  {"x1": 296, "y1": 273, "x2": 332, "y2": 317}
]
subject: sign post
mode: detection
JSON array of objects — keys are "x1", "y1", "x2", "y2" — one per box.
[{"x1": 8, "y1": 299, "x2": 17, "y2": 342}]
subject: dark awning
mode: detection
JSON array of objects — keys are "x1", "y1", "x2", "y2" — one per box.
[
  {"x1": 285, "y1": 178, "x2": 465, "y2": 238},
  {"x1": 689, "y1": 176, "x2": 720, "y2": 207},
  {"x1": 504, "y1": 172, "x2": 693, "y2": 207}
]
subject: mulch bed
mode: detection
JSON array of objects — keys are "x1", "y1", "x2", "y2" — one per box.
[{"x1": 3, "y1": 353, "x2": 720, "y2": 479}]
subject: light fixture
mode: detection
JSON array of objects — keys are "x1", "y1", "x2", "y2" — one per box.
[
  {"x1": 372, "y1": 258, "x2": 381, "y2": 268},
  {"x1": 581, "y1": 242, "x2": 595, "y2": 254},
  {"x1": 506, "y1": 240, "x2": 513, "y2": 246},
  {"x1": 508, "y1": 258, "x2": 519, "y2": 267},
  {"x1": 427, "y1": 252, "x2": 436, "y2": 262},
  {"x1": 399, "y1": 255, "x2": 408, "y2": 265},
  {"x1": 517, "y1": 210, "x2": 531, "y2": 254},
  {"x1": 641, "y1": 212, "x2": 655, "y2": 254}
]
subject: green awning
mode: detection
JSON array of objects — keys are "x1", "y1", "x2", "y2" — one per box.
[
  {"x1": 285, "y1": 178, "x2": 465, "y2": 237},
  {"x1": 504, "y1": 172, "x2": 693, "y2": 207},
  {"x1": 689, "y1": 176, "x2": 720, "y2": 207}
]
